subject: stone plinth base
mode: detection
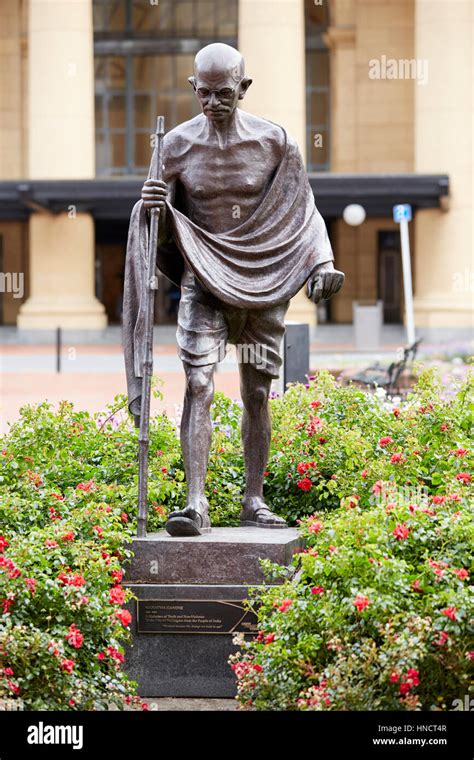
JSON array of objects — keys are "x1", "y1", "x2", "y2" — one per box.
[{"x1": 124, "y1": 527, "x2": 303, "y2": 697}]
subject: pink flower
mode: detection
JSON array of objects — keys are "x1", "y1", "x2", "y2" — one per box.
[
  {"x1": 0, "y1": 536, "x2": 9, "y2": 553},
  {"x1": 454, "y1": 448, "x2": 468, "y2": 458},
  {"x1": 278, "y1": 598, "x2": 293, "y2": 613},
  {"x1": 311, "y1": 586, "x2": 325, "y2": 595},
  {"x1": 411, "y1": 579, "x2": 423, "y2": 593},
  {"x1": 297, "y1": 462, "x2": 310, "y2": 475},
  {"x1": 447, "y1": 493, "x2": 461, "y2": 502},
  {"x1": 441, "y1": 606, "x2": 458, "y2": 622},
  {"x1": 353, "y1": 594, "x2": 370, "y2": 612},
  {"x1": 361, "y1": 469, "x2": 368, "y2": 478},
  {"x1": 297, "y1": 477, "x2": 312, "y2": 492},
  {"x1": 25, "y1": 578, "x2": 36, "y2": 594},
  {"x1": 65, "y1": 624, "x2": 84, "y2": 649},
  {"x1": 372, "y1": 480, "x2": 383, "y2": 494},
  {"x1": 453, "y1": 568, "x2": 469, "y2": 581},
  {"x1": 440, "y1": 423, "x2": 448, "y2": 432},
  {"x1": 393, "y1": 523, "x2": 410, "y2": 540},
  {"x1": 264, "y1": 632, "x2": 275, "y2": 644},
  {"x1": 3, "y1": 667, "x2": 14, "y2": 676},
  {"x1": 116, "y1": 608, "x2": 132, "y2": 627},
  {"x1": 308, "y1": 519, "x2": 323, "y2": 534},
  {"x1": 109, "y1": 586, "x2": 126, "y2": 605},
  {"x1": 61, "y1": 531, "x2": 75, "y2": 542},
  {"x1": 432, "y1": 495, "x2": 446, "y2": 505},
  {"x1": 120, "y1": 512, "x2": 129, "y2": 524},
  {"x1": 379, "y1": 436, "x2": 393, "y2": 447},
  {"x1": 456, "y1": 472, "x2": 471, "y2": 484},
  {"x1": 310, "y1": 400, "x2": 322, "y2": 409},
  {"x1": 92, "y1": 525, "x2": 104, "y2": 537},
  {"x1": 60, "y1": 658, "x2": 75, "y2": 673},
  {"x1": 45, "y1": 539, "x2": 59, "y2": 548},
  {"x1": 390, "y1": 453, "x2": 404, "y2": 464}
]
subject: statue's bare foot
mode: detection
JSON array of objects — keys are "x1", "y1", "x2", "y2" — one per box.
[
  {"x1": 165, "y1": 497, "x2": 211, "y2": 537},
  {"x1": 240, "y1": 496, "x2": 287, "y2": 528}
]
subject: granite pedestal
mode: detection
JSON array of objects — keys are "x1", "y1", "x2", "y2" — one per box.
[{"x1": 124, "y1": 527, "x2": 303, "y2": 698}]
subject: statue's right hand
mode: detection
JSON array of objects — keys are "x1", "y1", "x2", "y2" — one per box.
[{"x1": 141, "y1": 179, "x2": 168, "y2": 209}]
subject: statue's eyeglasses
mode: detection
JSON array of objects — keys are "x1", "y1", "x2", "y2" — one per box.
[{"x1": 196, "y1": 87, "x2": 236, "y2": 99}]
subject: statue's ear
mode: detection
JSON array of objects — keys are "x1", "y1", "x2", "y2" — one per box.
[
  {"x1": 188, "y1": 76, "x2": 196, "y2": 90},
  {"x1": 238, "y1": 77, "x2": 253, "y2": 99}
]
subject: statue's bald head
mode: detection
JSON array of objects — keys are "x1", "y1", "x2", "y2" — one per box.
[
  {"x1": 194, "y1": 43, "x2": 245, "y2": 84},
  {"x1": 189, "y1": 43, "x2": 252, "y2": 124}
]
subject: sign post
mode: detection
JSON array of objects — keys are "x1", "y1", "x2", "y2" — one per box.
[{"x1": 393, "y1": 203, "x2": 415, "y2": 345}]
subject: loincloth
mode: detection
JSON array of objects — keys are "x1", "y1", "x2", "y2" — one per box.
[{"x1": 177, "y1": 266, "x2": 289, "y2": 378}]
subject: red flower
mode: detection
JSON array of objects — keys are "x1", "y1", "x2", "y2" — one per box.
[
  {"x1": 456, "y1": 472, "x2": 471, "y2": 484},
  {"x1": 440, "y1": 423, "x2": 448, "y2": 432},
  {"x1": 107, "y1": 646, "x2": 125, "y2": 664},
  {"x1": 0, "y1": 536, "x2": 9, "y2": 553},
  {"x1": 454, "y1": 448, "x2": 468, "y2": 458},
  {"x1": 389, "y1": 672, "x2": 399, "y2": 683},
  {"x1": 25, "y1": 578, "x2": 36, "y2": 594},
  {"x1": 264, "y1": 632, "x2": 275, "y2": 644},
  {"x1": 97, "y1": 651, "x2": 106, "y2": 661},
  {"x1": 141, "y1": 702, "x2": 149, "y2": 711},
  {"x1": 379, "y1": 436, "x2": 393, "y2": 447},
  {"x1": 161, "y1": 467, "x2": 168, "y2": 474},
  {"x1": 310, "y1": 400, "x2": 322, "y2": 409},
  {"x1": 297, "y1": 477, "x2": 312, "y2": 492},
  {"x1": 353, "y1": 594, "x2": 370, "y2": 612},
  {"x1": 411, "y1": 579, "x2": 423, "y2": 593},
  {"x1": 441, "y1": 606, "x2": 458, "y2": 621},
  {"x1": 311, "y1": 586, "x2": 325, "y2": 595},
  {"x1": 61, "y1": 532, "x2": 75, "y2": 542},
  {"x1": 253, "y1": 664, "x2": 263, "y2": 673},
  {"x1": 432, "y1": 495, "x2": 446, "y2": 505},
  {"x1": 116, "y1": 608, "x2": 132, "y2": 627},
  {"x1": 392, "y1": 408, "x2": 400, "y2": 417},
  {"x1": 58, "y1": 572, "x2": 86, "y2": 587},
  {"x1": 69, "y1": 699, "x2": 75, "y2": 706},
  {"x1": 399, "y1": 682, "x2": 411, "y2": 695},
  {"x1": 361, "y1": 469, "x2": 368, "y2": 478},
  {"x1": 390, "y1": 453, "x2": 404, "y2": 464},
  {"x1": 406, "y1": 668, "x2": 420, "y2": 686},
  {"x1": 92, "y1": 525, "x2": 104, "y2": 537},
  {"x1": 393, "y1": 523, "x2": 410, "y2": 540},
  {"x1": 7, "y1": 680, "x2": 21, "y2": 695},
  {"x1": 111, "y1": 569, "x2": 123, "y2": 584},
  {"x1": 76, "y1": 479, "x2": 95, "y2": 491},
  {"x1": 109, "y1": 586, "x2": 126, "y2": 605},
  {"x1": 65, "y1": 624, "x2": 84, "y2": 649},
  {"x1": 278, "y1": 598, "x2": 293, "y2": 613},
  {"x1": 434, "y1": 631, "x2": 449, "y2": 646},
  {"x1": 120, "y1": 512, "x2": 129, "y2": 524},
  {"x1": 318, "y1": 437, "x2": 327, "y2": 444},
  {"x1": 453, "y1": 568, "x2": 469, "y2": 581},
  {"x1": 51, "y1": 492, "x2": 64, "y2": 501},
  {"x1": 3, "y1": 667, "x2": 14, "y2": 676},
  {"x1": 60, "y1": 659, "x2": 75, "y2": 673}
]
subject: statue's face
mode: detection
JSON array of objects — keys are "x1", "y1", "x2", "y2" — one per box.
[{"x1": 193, "y1": 70, "x2": 245, "y2": 123}]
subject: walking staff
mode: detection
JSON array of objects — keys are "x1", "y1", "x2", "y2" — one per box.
[{"x1": 137, "y1": 115, "x2": 165, "y2": 537}]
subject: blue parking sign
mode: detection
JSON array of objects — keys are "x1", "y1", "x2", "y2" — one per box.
[{"x1": 393, "y1": 204, "x2": 412, "y2": 223}]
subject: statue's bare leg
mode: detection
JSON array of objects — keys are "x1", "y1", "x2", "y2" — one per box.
[
  {"x1": 165, "y1": 362, "x2": 215, "y2": 536},
  {"x1": 239, "y1": 362, "x2": 287, "y2": 528}
]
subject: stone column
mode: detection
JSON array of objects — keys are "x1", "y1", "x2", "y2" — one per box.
[
  {"x1": 18, "y1": 0, "x2": 106, "y2": 329},
  {"x1": 239, "y1": 0, "x2": 316, "y2": 325},
  {"x1": 413, "y1": 0, "x2": 473, "y2": 329}
]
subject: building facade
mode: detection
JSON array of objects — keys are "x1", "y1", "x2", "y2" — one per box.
[{"x1": 0, "y1": 0, "x2": 472, "y2": 331}]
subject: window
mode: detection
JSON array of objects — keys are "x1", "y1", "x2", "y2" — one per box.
[
  {"x1": 94, "y1": 0, "x2": 238, "y2": 175},
  {"x1": 305, "y1": 0, "x2": 330, "y2": 171}
]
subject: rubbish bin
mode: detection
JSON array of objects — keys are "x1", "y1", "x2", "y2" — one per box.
[{"x1": 352, "y1": 300, "x2": 383, "y2": 350}]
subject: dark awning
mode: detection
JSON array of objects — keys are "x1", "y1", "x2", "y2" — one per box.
[{"x1": 0, "y1": 173, "x2": 449, "y2": 221}]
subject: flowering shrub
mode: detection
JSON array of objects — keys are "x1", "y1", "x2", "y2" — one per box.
[{"x1": 230, "y1": 492, "x2": 473, "y2": 710}]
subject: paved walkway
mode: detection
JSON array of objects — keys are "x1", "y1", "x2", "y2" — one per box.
[{"x1": 1, "y1": 324, "x2": 471, "y2": 433}]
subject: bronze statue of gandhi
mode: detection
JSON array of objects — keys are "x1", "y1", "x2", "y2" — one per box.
[{"x1": 124, "y1": 43, "x2": 344, "y2": 536}]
